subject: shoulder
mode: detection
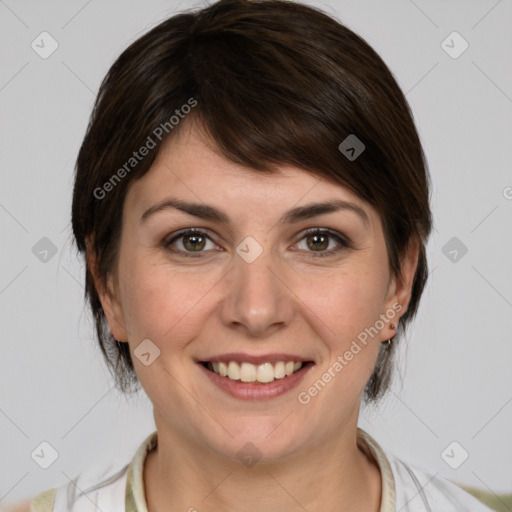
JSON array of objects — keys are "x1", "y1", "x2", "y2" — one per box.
[
  {"x1": 23, "y1": 431, "x2": 157, "y2": 512},
  {"x1": 25, "y1": 458, "x2": 130, "y2": 512},
  {"x1": 0, "y1": 492, "x2": 57, "y2": 512},
  {"x1": 387, "y1": 453, "x2": 496, "y2": 511},
  {"x1": 27, "y1": 489, "x2": 58, "y2": 512},
  {"x1": 0, "y1": 498, "x2": 38, "y2": 512}
]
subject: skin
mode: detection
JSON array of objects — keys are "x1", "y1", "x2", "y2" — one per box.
[{"x1": 90, "y1": 119, "x2": 419, "y2": 512}]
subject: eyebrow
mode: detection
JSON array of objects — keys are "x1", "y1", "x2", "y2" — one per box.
[{"x1": 140, "y1": 198, "x2": 369, "y2": 228}]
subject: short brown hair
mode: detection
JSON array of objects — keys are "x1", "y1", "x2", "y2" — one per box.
[{"x1": 72, "y1": 0, "x2": 432, "y2": 403}]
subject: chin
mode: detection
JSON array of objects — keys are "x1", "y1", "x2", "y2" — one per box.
[{"x1": 200, "y1": 417, "x2": 306, "y2": 465}]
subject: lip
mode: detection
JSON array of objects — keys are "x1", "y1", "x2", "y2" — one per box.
[
  {"x1": 197, "y1": 353, "x2": 313, "y2": 365},
  {"x1": 198, "y1": 360, "x2": 315, "y2": 401}
]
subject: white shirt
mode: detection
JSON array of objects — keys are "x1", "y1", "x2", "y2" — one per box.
[{"x1": 29, "y1": 428, "x2": 495, "y2": 512}]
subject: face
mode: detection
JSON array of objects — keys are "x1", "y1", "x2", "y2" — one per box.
[{"x1": 95, "y1": 121, "x2": 417, "y2": 462}]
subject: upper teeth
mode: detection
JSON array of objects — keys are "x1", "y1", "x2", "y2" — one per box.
[{"x1": 208, "y1": 361, "x2": 303, "y2": 383}]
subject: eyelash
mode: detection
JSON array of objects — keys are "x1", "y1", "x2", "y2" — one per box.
[{"x1": 163, "y1": 228, "x2": 352, "y2": 259}]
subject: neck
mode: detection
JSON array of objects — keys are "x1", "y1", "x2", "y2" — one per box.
[{"x1": 143, "y1": 421, "x2": 381, "y2": 512}]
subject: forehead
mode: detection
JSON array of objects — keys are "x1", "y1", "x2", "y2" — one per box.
[{"x1": 125, "y1": 121, "x2": 377, "y2": 229}]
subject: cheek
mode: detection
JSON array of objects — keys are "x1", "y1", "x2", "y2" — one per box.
[
  {"x1": 117, "y1": 251, "x2": 219, "y2": 343},
  {"x1": 296, "y1": 262, "x2": 388, "y2": 390},
  {"x1": 302, "y1": 264, "x2": 387, "y2": 338}
]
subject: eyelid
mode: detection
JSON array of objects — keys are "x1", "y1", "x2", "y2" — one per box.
[
  {"x1": 292, "y1": 227, "x2": 353, "y2": 257},
  {"x1": 164, "y1": 228, "x2": 220, "y2": 256},
  {"x1": 163, "y1": 227, "x2": 353, "y2": 258},
  {"x1": 297, "y1": 227, "x2": 352, "y2": 246}
]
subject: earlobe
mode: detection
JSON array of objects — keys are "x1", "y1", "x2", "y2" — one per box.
[
  {"x1": 103, "y1": 274, "x2": 129, "y2": 342},
  {"x1": 86, "y1": 243, "x2": 129, "y2": 342},
  {"x1": 396, "y1": 237, "x2": 421, "y2": 310},
  {"x1": 383, "y1": 238, "x2": 420, "y2": 338}
]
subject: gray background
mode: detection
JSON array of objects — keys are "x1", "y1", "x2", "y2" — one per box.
[{"x1": 1, "y1": 0, "x2": 511, "y2": 506}]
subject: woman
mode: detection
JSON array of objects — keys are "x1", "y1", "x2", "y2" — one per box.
[{"x1": 25, "y1": 0, "x2": 494, "y2": 510}]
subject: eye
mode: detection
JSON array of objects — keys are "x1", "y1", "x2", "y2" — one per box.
[
  {"x1": 164, "y1": 227, "x2": 352, "y2": 259},
  {"x1": 164, "y1": 228, "x2": 218, "y2": 257},
  {"x1": 294, "y1": 228, "x2": 351, "y2": 257}
]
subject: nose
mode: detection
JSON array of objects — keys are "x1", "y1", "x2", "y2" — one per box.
[{"x1": 218, "y1": 244, "x2": 294, "y2": 338}]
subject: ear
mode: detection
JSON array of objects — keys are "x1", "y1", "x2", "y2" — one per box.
[
  {"x1": 381, "y1": 237, "x2": 420, "y2": 341},
  {"x1": 86, "y1": 238, "x2": 129, "y2": 342}
]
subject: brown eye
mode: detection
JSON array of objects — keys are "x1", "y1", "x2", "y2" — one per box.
[
  {"x1": 182, "y1": 233, "x2": 206, "y2": 251},
  {"x1": 306, "y1": 233, "x2": 329, "y2": 251},
  {"x1": 164, "y1": 229, "x2": 217, "y2": 257},
  {"x1": 295, "y1": 229, "x2": 351, "y2": 257}
]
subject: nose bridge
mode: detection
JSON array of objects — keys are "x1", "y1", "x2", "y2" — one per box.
[{"x1": 220, "y1": 236, "x2": 293, "y2": 335}]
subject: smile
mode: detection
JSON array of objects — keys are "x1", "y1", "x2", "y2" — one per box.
[
  {"x1": 198, "y1": 357, "x2": 315, "y2": 400},
  {"x1": 203, "y1": 360, "x2": 304, "y2": 383}
]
